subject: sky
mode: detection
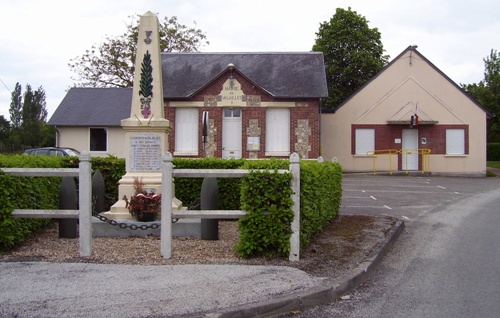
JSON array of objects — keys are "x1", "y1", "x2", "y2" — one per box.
[{"x1": 0, "y1": 0, "x2": 499, "y2": 121}]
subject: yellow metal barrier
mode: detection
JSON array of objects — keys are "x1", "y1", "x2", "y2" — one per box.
[{"x1": 367, "y1": 148, "x2": 431, "y2": 175}]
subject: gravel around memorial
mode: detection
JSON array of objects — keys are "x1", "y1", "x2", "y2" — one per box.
[{"x1": 0, "y1": 215, "x2": 398, "y2": 278}]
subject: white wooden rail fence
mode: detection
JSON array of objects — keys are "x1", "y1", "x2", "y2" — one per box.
[
  {"x1": 1, "y1": 152, "x2": 92, "y2": 257},
  {"x1": 162, "y1": 151, "x2": 301, "y2": 261},
  {"x1": 1, "y1": 151, "x2": 301, "y2": 261}
]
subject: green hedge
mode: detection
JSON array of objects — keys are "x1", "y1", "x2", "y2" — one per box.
[
  {"x1": 0, "y1": 154, "x2": 125, "y2": 250},
  {"x1": 300, "y1": 160, "x2": 343, "y2": 249},
  {"x1": 236, "y1": 169, "x2": 294, "y2": 257},
  {"x1": 59, "y1": 156, "x2": 126, "y2": 211},
  {"x1": 0, "y1": 155, "x2": 64, "y2": 249},
  {"x1": 487, "y1": 143, "x2": 500, "y2": 161},
  {"x1": 172, "y1": 157, "x2": 245, "y2": 209},
  {"x1": 0, "y1": 155, "x2": 343, "y2": 258}
]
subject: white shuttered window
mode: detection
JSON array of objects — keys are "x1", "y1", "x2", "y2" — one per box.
[
  {"x1": 266, "y1": 108, "x2": 290, "y2": 155},
  {"x1": 175, "y1": 108, "x2": 198, "y2": 154},
  {"x1": 355, "y1": 129, "x2": 375, "y2": 155},
  {"x1": 446, "y1": 129, "x2": 465, "y2": 155}
]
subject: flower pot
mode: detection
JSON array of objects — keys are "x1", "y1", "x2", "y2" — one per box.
[{"x1": 133, "y1": 211, "x2": 157, "y2": 222}]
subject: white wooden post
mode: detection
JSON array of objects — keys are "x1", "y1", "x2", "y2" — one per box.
[
  {"x1": 289, "y1": 152, "x2": 300, "y2": 261},
  {"x1": 78, "y1": 152, "x2": 92, "y2": 257},
  {"x1": 161, "y1": 152, "x2": 173, "y2": 259}
]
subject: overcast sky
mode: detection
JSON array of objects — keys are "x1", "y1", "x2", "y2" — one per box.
[{"x1": 0, "y1": 0, "x2": 499, "y2": 121}]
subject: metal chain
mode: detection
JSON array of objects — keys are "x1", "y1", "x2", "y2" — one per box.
[
  {"x1": 91, "y1": 195, "x2": 162, "y2": 230},
  {"x1": 90, "y1": 195, "x2": 201, "y2": 230}
]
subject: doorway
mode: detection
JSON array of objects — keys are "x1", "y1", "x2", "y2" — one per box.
[
  {"x1": 402, "y1": 129, "x2": 419, "y2": 170},
  {"x1": 222, "y1": 108, "x2": 242, "y2": 159}
]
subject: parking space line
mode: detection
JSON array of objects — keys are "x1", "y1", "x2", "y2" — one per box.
[
  {"x1": 343, "y1": 196, "x2": 376, "y2": 199},
  {"x1": 343, "y1": 189, "x2": 458, "y2": 195},
  {"x1": 342, "y1": 205, "x2": 393, "y2": 209},
  {"x1": 370, "y1": 196, "x2": 377, "y2": 200}
]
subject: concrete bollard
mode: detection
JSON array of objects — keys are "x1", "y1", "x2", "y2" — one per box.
[
  {"x1": 200, "y1": 177, "x2": 219, "y2": 240},
  {"x1": 58, "y1": 177, "x2": 78, "y2": 238}
]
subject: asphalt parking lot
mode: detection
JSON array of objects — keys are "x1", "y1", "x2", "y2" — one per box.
[{"x1": 340, "y1": 174, "x2": 500, "y2": 221}]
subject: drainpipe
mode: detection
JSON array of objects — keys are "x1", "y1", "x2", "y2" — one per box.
[
  {"x1": 55, "y1": 126, "x2": 60, "y2": 147},
  {"x1": 318, "y1": 98, "x2": 322, "y2": 156}
]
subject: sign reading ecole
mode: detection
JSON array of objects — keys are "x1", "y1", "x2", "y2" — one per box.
[{"x1": 129, "y1": 133, "x2": 162, "y2": 171}]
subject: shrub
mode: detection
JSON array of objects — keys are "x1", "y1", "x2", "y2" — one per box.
[
  {"x1": 299, "y1": 160, "x2": 343, "y2": 249},
  {"x1": 236, "y1": 169, "x2": 294, "y2": 258},
  {"x1": 173, "y1": 157, "x2": 245, "y2": 209},
  {"x1": 0, "y1": 154, "x2": 62, "y2": 250},
  {"x1": 487, "y1": 143, "x2": 500, "y2": 161}
]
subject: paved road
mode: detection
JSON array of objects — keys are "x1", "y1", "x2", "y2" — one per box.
[{"x1": 294, "y1": 175, "x2": 500, "y2": 317}]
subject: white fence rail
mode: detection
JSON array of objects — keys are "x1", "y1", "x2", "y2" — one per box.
[
  {"x1": 2, "y1": 151, "x2": 302, "y2": 261},
  {"x1": 162, "y1": 151, "x2": 301, "y2": 261},
  {"x1": 1, "y1": 152, "x2": 92, "y2": 257}
]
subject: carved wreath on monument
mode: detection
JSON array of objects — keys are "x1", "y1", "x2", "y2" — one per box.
[{"x1": 139, "y1": 50, "x2": 153, "y2": 119}]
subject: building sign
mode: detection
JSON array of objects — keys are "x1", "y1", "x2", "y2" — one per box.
[
  {"x1": 219, "y1": 78, "x2": 245, "y2": 106},
  {"x1": 129, "y1": 133, "x2": 162, "y2": 171},
  {"x1": 247, "y1": 136, "x2": 260, "y2": 151}
]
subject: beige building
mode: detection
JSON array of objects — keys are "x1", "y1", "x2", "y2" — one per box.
[{"x1": 321, "y1": 46, "x2": 490, "y2": 176}]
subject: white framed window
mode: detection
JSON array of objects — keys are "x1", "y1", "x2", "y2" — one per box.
[
  {"x1": 266, "y1": 108, "x2": 290, "y2": 155},
  {"x1": 355, "y1": 129, "x2": 375, "y2": 155},
  {"x1": 175, "y1": 108, "x2": 198, "y2": 155},
  {"x1": 89, "y1": 127, "x2": 107, "y2": 152},
  {"x1": 446, "y1": 129, "x2": 465, "y2": 155}
]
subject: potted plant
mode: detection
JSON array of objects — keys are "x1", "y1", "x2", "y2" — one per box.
[{"x1": 123, "y1": 177, "x2": 161, "y2": 222}]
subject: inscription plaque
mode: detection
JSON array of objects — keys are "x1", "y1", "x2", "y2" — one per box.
[{"x1": 130, "y1": 133, "x2": 162, "y2": 171}]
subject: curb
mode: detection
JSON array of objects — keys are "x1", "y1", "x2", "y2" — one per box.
[{"x1": 202, "y1": 219, "x2": 405, "y2": 318}]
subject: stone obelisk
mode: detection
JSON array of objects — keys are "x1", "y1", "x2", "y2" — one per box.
[{"x1": 105, "y1": 11, "x2": 180, "y2": 220}]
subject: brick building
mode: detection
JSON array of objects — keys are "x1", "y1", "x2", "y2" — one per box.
[
  {"x1": 162, "y1": 52, "x2": 327, "y2": 159},
  {"x1": 48, "y1": 52, "x2": 328, "y2": 160}
]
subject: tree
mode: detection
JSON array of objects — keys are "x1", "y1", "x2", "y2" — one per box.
[
  {"x1": 0, "y1": 115, "x2": 10, "y2": 151},
  {"x1": 69, "y1": 15, "x2": 209, "y2": 88},
  {"x1": 21, "y1": 84, "x2": 48, "y2": 147},
  {"x1": 313, "y1": 7, "x2": 389, "y2": 110},
  {"x1": 8, "y1": 82, "x2": 23, "y2": 149},
  {"x1": 462, "y1": 49, "x2": 500, "y2": 142},
  {"x1": 9, "y1": 82, "x2": 22, "y2": 129}
]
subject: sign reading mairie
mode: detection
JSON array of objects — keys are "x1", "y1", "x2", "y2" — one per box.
[{"x1": 219, "y1": 78, "x2": 244, "y2": 106}]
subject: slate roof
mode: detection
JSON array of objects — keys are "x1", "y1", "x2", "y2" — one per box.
[
  {"x1": 48, "y1": 88, "x2": 132, "y2": 126},
  {"x1": 49, "y1": 52, "x2": 328, "y2": 127},
  {"x1": 161, "y1": 52, "x2": 328, "y2": 98}
]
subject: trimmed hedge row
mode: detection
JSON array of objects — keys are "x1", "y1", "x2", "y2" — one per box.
[
  {"x1": 300, "y1": 160, "x2": 343, "y2": 250},
  {"x1": 0, "y1": 155, "x2": 64, "y2": 249},
  {"x1": 0, "y1": 155, "x2": 343, "y2": 258},
  {"x1": 487, "y1": 143, "x2": 500, "y2": 161}
]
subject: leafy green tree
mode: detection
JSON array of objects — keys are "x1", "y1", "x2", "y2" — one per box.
[
  {"x1": 69, "y1": 15, "x2": 209, "y2": 88},
  {"x1": 40, "y1": 124, "x2": 55, "y2": 147},
  {"x1": 8, "y1": 82, "x2": 23, "y2": 149},
  {"x1": 462, "y1": 49, "x2": 500, "y2": 142},
  {"x1": 313, "y1": 7, "x2": 389, "y2": 110},
  {"x1": 21, "y1": 85, "x2": 48, "y2": 147},
  {"x1": 0, "y1": 115, "x2": 10, "y2": 151},
  {"x1": 9, "y1": 82, "x2": 22, "y2": 129}
]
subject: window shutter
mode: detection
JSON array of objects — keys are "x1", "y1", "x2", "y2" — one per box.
[
  {"x1": 446, "y1": 129, "x2": 465, "y2": 155},
  {"x1": 266, "y1": 109, "x2": 290, "y2": 153},
  {"x1": 175, "y1": 108, "x2": 198, "y2": 153},
  {"x1": 355, "y1": 129, "x2": 374, "y2": 155}
]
